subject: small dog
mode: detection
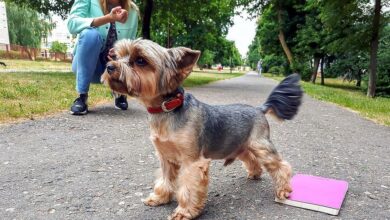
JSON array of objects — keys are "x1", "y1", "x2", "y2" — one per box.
[{"x1": 101, "y1": 39, "x2": 303, "y2": 220}]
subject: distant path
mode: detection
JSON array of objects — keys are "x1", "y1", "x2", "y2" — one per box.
[{"x1": 1, "y1": 73, "x2": 389, "y2": 219}]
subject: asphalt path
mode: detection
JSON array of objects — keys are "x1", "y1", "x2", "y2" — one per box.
[{"x1": 1, "y1": 72, "x2": 389, "y2": 219}]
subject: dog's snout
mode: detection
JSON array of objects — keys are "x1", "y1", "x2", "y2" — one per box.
[{"x1": 107, "y1": 63, "x2": 116, "y2": 74}]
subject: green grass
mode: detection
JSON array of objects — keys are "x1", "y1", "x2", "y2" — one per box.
[
  {"x1": 184, "y1": 71, "x2": 243, "y2": 87},
  {"x1": 0, "y1": 59, "x2": 71, "y2": 72},
  {"x1": 264, "y1": 73, "x2": 390, "y2": 126},
  {"x1": 0, "y1": 71, "x2": 242, "y2": 123}
]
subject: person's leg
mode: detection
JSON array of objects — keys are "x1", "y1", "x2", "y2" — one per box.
[
  {"x1": 93, "y1": 56, "x2": 129, "y2": 111},
  {"x1": 73, "y1": 28, "x2": 103, "y2": 94},
  {"x1": 70, "y1": 28, "x2": 103, "y2": 115}
]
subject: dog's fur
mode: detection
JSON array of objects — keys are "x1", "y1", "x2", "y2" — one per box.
[
  {"x1": 0, "y1": 61, "x2": 6, "y2": 67},
  {"x1": 101, "y1": 39, "x2": 303, "y2": 220}
]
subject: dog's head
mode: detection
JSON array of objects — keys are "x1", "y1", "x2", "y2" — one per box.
[{"x1": 101, "y1": 39, "x2": 200, "y2": 100}]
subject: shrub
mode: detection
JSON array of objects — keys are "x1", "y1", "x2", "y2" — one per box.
[
  {"x1": 50, "y1": 41, "x2": 68, "y2": 54},
  {"x1": 0, "y1": 50, "x2": 24, "y2": 59}
]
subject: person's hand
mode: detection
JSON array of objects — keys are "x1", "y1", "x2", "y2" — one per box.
[
  {"x1": 107, "y1": 48, "x2": 117, "y2": 61},
  {"x1": 110, "y1": 6, "x2": 128, "y2": 23},
  {"x1": 118, "y1": 9, "x2": 128, "y2": 23}
]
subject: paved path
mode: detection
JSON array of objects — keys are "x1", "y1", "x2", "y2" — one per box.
[{"x1": 1, "y1": 73, "x2": 389, "y2": 220}]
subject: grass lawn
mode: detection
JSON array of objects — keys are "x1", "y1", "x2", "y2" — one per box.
[
  {"x1": 0, "y1": 59, "x2": 71, "y2": 72},
  {"x1": 264, "y1": 73, "x2": 390, "y2": 126},
  {"x1": 0, "y1": 71, "x2": 242, "y2": 124}
]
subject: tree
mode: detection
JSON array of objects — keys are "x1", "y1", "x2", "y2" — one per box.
[
  {"x1": 8, "y1": 0, "x2": 243, "y2": 68},
  {"x1": 245, "y1": 0, "x2": 305, "y2": 75},
  {"x1": 140, "y1": 0, "x2": 153, "y2": 40},
  {"x1": 50, "y1": 41, "x2": 68, "y2": 61},
  {"x1": 198, "y1": 50, "x2": 215, "y2": 69},
  {"x1": 229, "y1": 41, "x2": 243, "y2": 67},
  {"x1": 5, "y1": 0, "x2": 73, "y2": 18},
  {"x1": 248, "y1": 0, "x2": 390, "y2": 97},
  {"x1": 293, "y1": 0, "x2": 331, "y2": 83},
  {"x1": 134, "y1": 0, "x2": 242, "y2": 67},
  {"x1": 375, "y1": 25, "x2": 390, "y2": 96},
  {"x1": 50, "y1": 41, "x2": 68, "y2": 54},
  {"x1": 326, "y1": 52, "x2": 368, "y2": 87},
  {"x1": 6, "y1": 2, "x2": 54, "y2": 60},
  {"x1": 321, "y1": 0, "x2": 389, "y2": 97},
  {"x1": 367, "y1": 0, "x2": 382, "y2": 97},
  {"x1": 135, "y1": 0, "x2": 238, "y2": 46},
  {"x1": 247, "y1": 37, "x2": 261, "y2": 70},
  {"x1": 240, "y1": 0, "x2": 306, "y2": 69}
]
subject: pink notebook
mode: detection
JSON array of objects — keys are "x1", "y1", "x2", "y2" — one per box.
[{"x1": 275, "y1": 174, "x2": 348, "y2": 215}]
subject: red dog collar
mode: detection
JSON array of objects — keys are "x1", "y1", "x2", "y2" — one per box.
[{"x1": 147, "y1": 93, "x2": 184, "y2": 114}]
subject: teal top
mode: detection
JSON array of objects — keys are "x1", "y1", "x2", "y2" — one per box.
[{"x1": 67, "y1": 0, "x2": 138, "y2": 51}]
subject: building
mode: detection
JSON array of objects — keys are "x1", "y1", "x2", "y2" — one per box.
[
  {"x1": 42, "y1": 15, "x2": 74, "y2": 54},
  {"x1": 0, "y1": 3, "x2": 72, "y2": 60},
  {"x1": 0, "y1": 1, "x2": 10, "y2": 50}
]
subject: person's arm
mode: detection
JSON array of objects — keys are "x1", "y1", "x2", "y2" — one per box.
[
  {"x1": 67, "y1": 0, "x2": 94, "y2": 35},
  {"x1": 91, "y1": 7, "x2": 127, "y2": 27},
  {"x1": 67, "y1": 0, "x2": 127, "y2": 34},
  {"x1": 90, "y1": 14, "x2": 114, "y2": 27}
]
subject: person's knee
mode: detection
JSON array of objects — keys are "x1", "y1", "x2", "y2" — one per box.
[{"x1": 79, "y1": 28, "x2": 101, "y2": 43}]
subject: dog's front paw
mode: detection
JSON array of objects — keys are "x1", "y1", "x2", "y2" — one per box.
[
  {"x1": 247, "y1": 172, "x2": 262, "y2": 180},
  {"x1": 168, "y1": 206, "x2": 201, "y2": 220},
  {"x1": 142, "y1": 193, "x2": 170, "y2": 206},
  {"x1": 276, "y1": 184, "x2": 292, "y2": 200},
  {"x1": 168, "y1": 211, "x2": 191, "y2": 220}
]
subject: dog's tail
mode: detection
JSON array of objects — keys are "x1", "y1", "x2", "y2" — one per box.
[{"x1": 259, "y1": 73, "x2": 303, "y2": 120}]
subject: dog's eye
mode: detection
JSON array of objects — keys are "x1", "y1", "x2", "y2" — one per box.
[{"x1": 135, "y1": 57, "x2": 147, "y2": 66}]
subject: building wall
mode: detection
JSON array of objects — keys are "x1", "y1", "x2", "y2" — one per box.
[
  {"x1": 41, "y1": 15, "x2": 74, "y2": 53},
  {"x1": 0, "y1": 1, "x2": 10, "y2": 48}
]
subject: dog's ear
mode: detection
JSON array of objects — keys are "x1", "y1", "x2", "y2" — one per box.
[
  {"x1": 162, "y1": 47, "x2": 200, "y2": 93},
  {"x1": 168, "y1": 47, "x2": 201, "y2": 78}
]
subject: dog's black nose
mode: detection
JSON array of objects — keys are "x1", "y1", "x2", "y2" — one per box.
[{"x1": 107, "y1": 64, "x2": 116, "y2": 74}]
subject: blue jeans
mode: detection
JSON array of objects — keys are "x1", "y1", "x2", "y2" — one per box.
[{"x1": 72, "y1": 28, "x2": 106, "y2": 94}]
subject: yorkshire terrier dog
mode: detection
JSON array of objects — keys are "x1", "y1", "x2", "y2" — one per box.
[{"x1": 101, "y1": 39, "x2": 303, "y2": 220}]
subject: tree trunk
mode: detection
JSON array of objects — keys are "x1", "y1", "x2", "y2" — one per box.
[
  {"x1": 367, "y1": 0, "x2": 381, "y2": 98},
  {"x1": 142, "y1": 0, "x2": 153, "y2": 40},
  {"x1": 277, "y1": 7, "x2": 293, "y2": 66},
  {"x1": 167, "y1": 14, "x2": 172, "y2": 48},
  {"x1": 356, "y1": 70, "x2": 363, "y2": 87},
  {"x1": 24, "y1": 47, "x2": 34, "y2": 61},
  {"x1": 310, "y1": 55, "x2": 321, "y2": 83},
  {"x1": 320, "y1": 57, "x2": 325, "y2": 85}
]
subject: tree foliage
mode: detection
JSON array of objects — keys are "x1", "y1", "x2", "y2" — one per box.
[
  {"x1": 198, "y1": 50, "x2": 215, "y2": 69},
  {"x1": 5, "y1": 0, "x2": 73, "y2": 18},
  {"x1": 6, "y1": 2, "x2": 54, "y2": 48},
  {"x1": 6, "y1": 2, "x2": 54, "y2": 60},
  {"x1": 6, "y1": 0, "x2": 243, "y2": 67},
  {"x1": 246, "y1": 0, "x2": 390, "y2": 96},
  {"x1": 50, "y1": 41, "x2": 68, "y2": 54},
  {"x1": 134, "y1": 0, "x2": 243, "y2": 67}
]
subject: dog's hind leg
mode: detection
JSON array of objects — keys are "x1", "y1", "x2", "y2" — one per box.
[
  {"x1": 143, "y1": 157, "x2": 180, "y2": 206},
  {"x1": 238, "y1": 148, "x2": 263, "y2": 180},
  {"x1": 250, "y1": 140, "x2": 292, "y2": 200},
  {"x1": 170, "y1": 159, "x2": 210, "y2": 220}
]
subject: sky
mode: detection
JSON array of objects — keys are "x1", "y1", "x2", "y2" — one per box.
[{"x1": 227, "y1": 11, "x2": 258, "y2": 58}]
